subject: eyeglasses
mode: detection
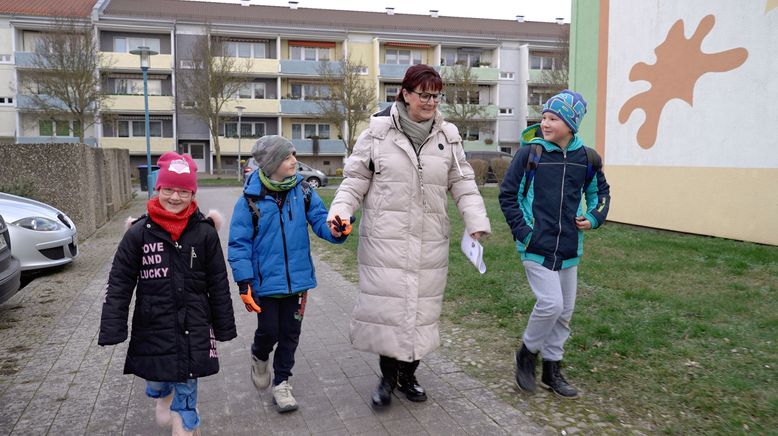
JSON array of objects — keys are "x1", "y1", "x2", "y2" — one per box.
[
  {"x1": 410, "y1": 91, "x2": 444, "y2": 103},
  {"x1": 159, "y1": 187, "x2": 193, "y2": 198}
]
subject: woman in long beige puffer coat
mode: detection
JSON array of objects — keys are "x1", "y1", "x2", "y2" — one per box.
[{"x1": 327, "y1": 64, "x2": 490, "y2": 408}]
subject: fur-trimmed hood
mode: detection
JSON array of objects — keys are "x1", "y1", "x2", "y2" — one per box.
[{"x1": 125, "y1": 209, "x2": 224, "y2": 232}]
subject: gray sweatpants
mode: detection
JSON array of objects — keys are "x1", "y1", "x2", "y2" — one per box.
[{"x1": 521, "y1": 260, "x2": 578, "y2": 362}]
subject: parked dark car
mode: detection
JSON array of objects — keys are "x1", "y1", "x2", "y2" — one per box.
[
  {"x1": 243, "y1": 158, "x2": 329, "y2": 188},
  {"x1": 0, "y1": 214, "x2": 22, "y2": 304},
  {"x1": 465, "y1": 151, "x2": 514, "y2": 183}
]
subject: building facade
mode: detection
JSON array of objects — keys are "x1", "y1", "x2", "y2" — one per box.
[
  {"x1": 570, "y1": 0, "x2": 777, "y2": 245},
  {"x1": 1, "y1": 0, "x2": 567, "y2": 175}
]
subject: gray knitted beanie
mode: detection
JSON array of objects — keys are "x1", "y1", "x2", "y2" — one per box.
[{"x1": 251, "y1": 135, "x2": 296, "y2": 176}]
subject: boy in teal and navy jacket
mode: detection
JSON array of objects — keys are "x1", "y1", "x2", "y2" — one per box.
[
  {"x1": 499, "y1": 90, "x2": 610, "y2": 399},
  {"x1": 228, "y1": 135, "x2": 348, "y2": 413}
]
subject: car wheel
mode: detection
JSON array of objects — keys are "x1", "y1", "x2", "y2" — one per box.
[{"x1": 306, "y1": 177, "x2": 321, "y2": 189}]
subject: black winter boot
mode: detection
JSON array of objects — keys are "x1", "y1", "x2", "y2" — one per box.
[
  {"x1": 372, "y1": 356, "x2": 398, "y2": 407},
  {"x1": 514, "y1": 344, "x2": 538, "y2": 393},
  {"x1": 540, "y1": 360, "x2": 579, "y2": 399},
  {"x1": 397, "y1": 360, "x2": 427, "y2": 402}
]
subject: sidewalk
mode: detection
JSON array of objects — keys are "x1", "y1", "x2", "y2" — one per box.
[{"x1": 0, "y1": 189, "x2": 545, "y2": 435}]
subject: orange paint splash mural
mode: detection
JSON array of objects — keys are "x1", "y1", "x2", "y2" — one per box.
[{"x1": 618, "y1": 15, "x2": 748, "y2": 149}]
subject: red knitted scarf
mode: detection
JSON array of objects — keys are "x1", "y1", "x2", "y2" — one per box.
[{"x1": 146, "y1": 197, "x2": 198, "y2": 241}]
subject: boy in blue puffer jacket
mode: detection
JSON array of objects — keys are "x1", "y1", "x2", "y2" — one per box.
[
  {"x1": 228, "y1": 135, "x2": 348, "y2": 413},
  {"x1": 499, "y1": 90, "x2": 610, "y2": 399}
]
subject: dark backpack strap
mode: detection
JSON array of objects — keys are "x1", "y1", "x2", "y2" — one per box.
[
  {"x1": 522, "y1": 143, "x2": 543, "y2": 198},
  {"x1": 245, "y1": 195, "x2": 261, "y2": 240},
  {"x1": 583, "y1": 146, "x2": 602, "y2": 189},
  {"x1": 300, "y1": 181, "x2": 312, "y2": 213}
]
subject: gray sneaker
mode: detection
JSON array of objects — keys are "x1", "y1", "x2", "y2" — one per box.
[
  {"x1": 271, "y1": 380, "x2": 298, "y2": 413},
  {"x1": 251, "y1": 355, "x2": 271, "y2": 390}
]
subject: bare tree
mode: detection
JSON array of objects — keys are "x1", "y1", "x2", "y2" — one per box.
[
  {"x1": 440, "y1": 64, "x2": 491, "y2": 141},
  {"x1": 19, "y1": 18, "x2": 112, "y2": 143},
  {"x1": 177, "y1": 33, "x2": 252, "y2": 175},
  {"x1": 313, "y1": 57, "x2": 376, "y2": 156}
]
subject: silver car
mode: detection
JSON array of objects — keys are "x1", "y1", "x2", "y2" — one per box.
[
  {"x1": 0, "y1": 193, "x2": 78, "y2": 271},
  {"x1": 243, "y1": 158, "x2": 329, "y2": 188}
]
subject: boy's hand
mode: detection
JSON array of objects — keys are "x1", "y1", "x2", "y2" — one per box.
[
  {"x1": 238, "y1": 281, "x2": 261, "y2": 313},
  {"x1": 575, "y1": 216, "x2": 592, "y2": 230},
  {"x1": 329, "y1": 215, "x2": 355, "y2": 237}
]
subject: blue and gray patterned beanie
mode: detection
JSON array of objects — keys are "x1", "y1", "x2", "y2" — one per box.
[{"x1": 542, "y1": 89, "x2": 588, "y2": 133}]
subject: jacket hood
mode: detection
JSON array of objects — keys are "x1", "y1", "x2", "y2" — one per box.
[{"x1": 521, "y1": 123, "x2": 583, "y2": 152}]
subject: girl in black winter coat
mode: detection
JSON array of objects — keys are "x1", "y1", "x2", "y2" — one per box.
[{"x1": 99, "y1": 152, "x2": 236, "y2": 435}]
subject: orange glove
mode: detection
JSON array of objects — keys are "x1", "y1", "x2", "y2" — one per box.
[
  {"x1": 331, "y1": 215, "x2": 355, "y2": 236},
  {"x1": 238, "y1": 281, "x2": 261, "y2": 313}
]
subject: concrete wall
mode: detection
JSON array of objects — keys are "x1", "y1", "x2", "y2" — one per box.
[
  {"x1": 0, "y1": 143, "x2": 132, "y2": 240},
  {"x1": 570, "y1": 0, "x2": 778, "y2": 245}
]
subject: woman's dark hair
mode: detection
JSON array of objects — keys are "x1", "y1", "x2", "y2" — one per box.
[{"x1": 397, "y1": 64, "x2": 443, "y2": 103}]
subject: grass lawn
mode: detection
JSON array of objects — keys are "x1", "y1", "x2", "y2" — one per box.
[{"x1": 311, "y1": 186, "x2": 777, "y2": 434}]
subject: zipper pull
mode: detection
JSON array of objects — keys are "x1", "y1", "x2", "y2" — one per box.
[{"x1": 190, "y1": 247, "x2": 197, "y2": 268}]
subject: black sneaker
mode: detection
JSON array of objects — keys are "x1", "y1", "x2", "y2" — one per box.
[
  {"x1": 514, "y1": 344, "x2": 538, "y2": 393},
  {"x1": 540, "y1": 360, "x2": 579, "y2": 399}
]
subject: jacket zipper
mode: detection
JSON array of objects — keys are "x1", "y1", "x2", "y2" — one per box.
[
  {"x1": 552, "y1": 149, "x2": 567, "y2": 269},
  {"x1": 277, "y1": 198, "x2": 293, "y2": 293}
]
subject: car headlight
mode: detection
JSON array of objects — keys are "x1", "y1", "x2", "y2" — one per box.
[{"x1": 12, "y1": 217, "x2": 63, "y2": 231}]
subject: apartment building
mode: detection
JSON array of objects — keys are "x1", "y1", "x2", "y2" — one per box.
[{"x1": 1, "y1": 0, "x2": 567, "y2": 175}]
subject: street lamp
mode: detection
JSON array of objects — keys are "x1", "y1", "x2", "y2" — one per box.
[
  {"x1": 129, "y1": 46, "x2": 158, "y2": 198},
  {"x1": 235, "y1": 105, "x2": 246, "y2": 181}
]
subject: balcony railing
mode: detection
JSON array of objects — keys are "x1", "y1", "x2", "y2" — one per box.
[
  {"x1": 439, "y1": 65, "x2": 499, "y2": 83},
  {"x1": 291, "y1": 138, "x2": 345, "y2": 155},
  {"x1": 100, "y1": 137, "x2": 174, "y2": 154},
  {"x1": 17, "y1": 136, "x2": 97, "y2": 146},
  {"x1": 101, "y1": 52, "x2": 173, "y2": 71},
  {"x1": 223, "y1": 99, "x2": 280, "y2": 114},
  {"x1": 280, "y1": 60, "x2": 341, "y2": 76},
  {"x1": 280, "y1": 99, "x2": 333, "y2": 115},
  {"x1": 16, "y1": 94, "x2": 73, "y2": 111},
  {"x1": 105, "y1": 95, "x2": 174, "y2": 112},
  {"x1": 217, "y1": 57, "x2": 280, "y2": 75}
]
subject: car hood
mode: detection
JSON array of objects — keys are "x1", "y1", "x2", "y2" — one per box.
[{"x1": 0, "y1": 193, "x2": 67, "y2": 223}]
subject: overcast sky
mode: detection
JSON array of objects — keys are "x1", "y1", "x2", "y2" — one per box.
[{"x1": 197, "y1": 0, "x2": 572, "y2": 23}]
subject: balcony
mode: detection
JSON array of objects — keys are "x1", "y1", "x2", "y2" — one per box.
[
  {"x1": 14, "y1": 52, "x2": 43, "y2": 69},
  {"x1": 291, "y1": 138, "x2": 345, "y2": 155},
  {"x1": 378, "y1": 64, "x2": 416, "y2": 80},
  {"x1": 217, "y1": 137, "x2": 259, "y2": 154},
  {"x1": 16, "y1": 94, "x2": 73, "y2": 111},
  {"x1": 17, "y1": 136, "x2": 97, "y2": 146},
  {"x1": 280, "y1": 60, "x2": 341, "y2": 76},
  {"x1": 223, "y1": 99, "x2": 280, "y2": 114},
  {"x1": 100, "y1": 137, "x2": 174, "y2": 154},
  {"x1": 102, "y1": 52, "x2": 173, "y2": 71},
  {"x1": 527, "y1": 105, "x2": 542, "y2": 120},
  {"x1": 218, "y1": 57, "x2": 279, "y2": 75},
  {"x1": 280, "y1": 99, "x2": 331, "y2": 116},
  {"x1": 105, "y1": 95, "x2": 174, "y2": 112},
  {"x1": 462, "y1": 140, "x2": 498, "y2": 152},
  {"x1": 439, "y1": 66, "x2": 499, "y2": 83}
]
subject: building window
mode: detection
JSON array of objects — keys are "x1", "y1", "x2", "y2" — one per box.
[
  {"x1": 441, "y1": 48, "x2": 490, "y2": 67},
  {"x1": 500, "y1": 71, "x2": 515, "y2": 80},
  {"x1": 224, "y1": 121, "x2": 265, "y2": 138},
  {"x1": 463, "y1": 128, "x2": 480, "y2": 141},
  {"x1": 0, "y1": 97, "x2": 13, "y2": 105},
  {"x1": 116, "y1": 120, "x2": 163, "y2": 137},
  {"x1": 114, "y1": 36, "x2": 161, "y2": 53},
  {"x1": 499, "y1": 107, "x2": 514, "y2": 115},
  {"x1": 450, "y1": 90, "x2": 480, "y2": 105},
  {"x1": 529, "y1": 54, "x2": 556, "y2": 70},
  {"x1": 114, "y1": 79, "x2": 162, "y2": 96},
  {"x1": 223, "y1": 41, "x2": 269, "y2": 59},
  {"x1": 0, "y1": 54, "x2": 11, "y2": 63},
  {"x1": 500, "y1": 146, "x2": 512, "y2": 154},
  {"x1": 291, "y1": 123, "x2": 331, "y2": 139},
  {"x1": 290, "y1": 46, "x2": 330, "y2": 61},
  {"x1": 528, "y1": 90, "x2": 555, "y2": 105},
  {"x1": 290, "y1": 83, "x2": 330, "y2": 100},
  {"x1": 385, "y1": 85, "x2": 400, "y2": 102},
  {"x1": 385, "y1": 49, "x2": 421, "y2": 65},
  {"x1": 39, "y1": 119, "x2": 80, "y2": 136}
]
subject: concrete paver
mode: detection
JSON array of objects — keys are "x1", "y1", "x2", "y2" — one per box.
[{"x1": 0, "y1": 186, "x2": 546, "y2": 435}]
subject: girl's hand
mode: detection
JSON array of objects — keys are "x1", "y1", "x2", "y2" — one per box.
[
  {"x1": 470, "y1": 231, "x2": 486, "y2": 241},
  {"x1": 575, "y1": 216, "x2": 592, "y2": 230}
]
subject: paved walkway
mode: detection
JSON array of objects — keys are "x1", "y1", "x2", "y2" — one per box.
[{"x1": 0, "y1": 187, "x2": 545, "y2": 435}]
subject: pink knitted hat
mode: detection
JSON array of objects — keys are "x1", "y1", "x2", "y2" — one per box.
[{"x1": 155, "y1": 152, "x2": 198, "y2": 193}]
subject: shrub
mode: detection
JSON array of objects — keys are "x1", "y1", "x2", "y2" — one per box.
[
  {"x1": 335, "y1": 168, "x2": 343, "y2": 176},
  {"x1": 469, "y1": 159, "x2": 489, "y2": 186},
  {"x1": 490, "y1": 158, "x2": 511, "y2": 184}
]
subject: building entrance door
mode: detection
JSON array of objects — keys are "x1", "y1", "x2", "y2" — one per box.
[{"x1": 181, "y1": 142, "x2": 206, "y2": 172}]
